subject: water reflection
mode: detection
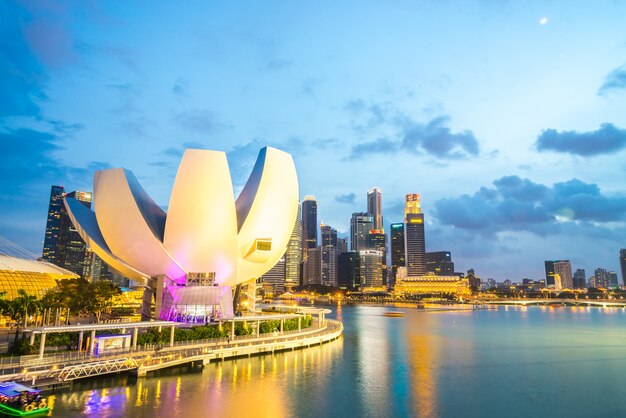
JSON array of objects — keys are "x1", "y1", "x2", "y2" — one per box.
[{"x1": 49, "y1": 306, "x2": 626, "y2": 418}]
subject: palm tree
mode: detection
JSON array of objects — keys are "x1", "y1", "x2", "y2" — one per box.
[{"x1": 8, "y1": 290, "x2": 40, "y2": 345}]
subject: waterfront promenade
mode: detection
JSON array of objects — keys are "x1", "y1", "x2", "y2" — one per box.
[{"x1": 0, "y1": 313, "x2": 342, "y2": 388}]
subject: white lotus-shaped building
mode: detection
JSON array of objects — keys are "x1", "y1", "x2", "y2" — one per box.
[{"x1": 64, "y1": 147, "x2": 298, "y2": 321}]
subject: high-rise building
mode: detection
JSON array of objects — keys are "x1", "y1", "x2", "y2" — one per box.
[
  {"x1": 350, "y1": 212, "x2": 373, "y2": 252},
  {"x1": 338, "y1": 251, "x2": 360, "y2": 288},
  {"x1": 337, "y1": 237, "x2": 348, "y2": 254},
  {"x1": 390, "y1": 223, "x2": 405, "y2": 286},
  {"x1": 285, "y1": 204, "x2": 302, "y2": 291},
  {"x1": 305, "y1": 247, "x2": 322, "y2": 285},
  {"x1": 425, "y1": 251, "x2": 454, "y2": 276},
  {"x1": 42, "y1": 186, "x2": 65, "y2": 265},
  {"x1": 42, "y1": 186, "x2": 95, "y2": 277},
  {"x1": 261, "y1": 256, "x2": 286, "y2": 294},
  {"x1": 359, "y1": 250, "x2": 384, "y2": 288},
  {"x1": 321, "y1": 224, "x2": 338, "y2": 247},
  {"x1": 368, "y1": 229, "x2": 386, "y2": 285},
  {"x1": 404, "y1": 194, "x2": 425, "y2": 277},
  {"x1": 553, "y1": 260, "x2": 573, "y2": 289},
  {"x1": 302, "y1": 196, "x2": 318, "y2": 253},
  {"x1": 619, "y1": 248, "x2": 626, "y2": 286},
  {"x1": 545, "y1": 260, "x2": 572, "y2": 289},
  {"x1": 573, "y1": 269, "x2": 586, "y2": 289},
  {"x1": 367, "y1": 187, "x2": 383, "y2": 230},
  {"x1": 594, "y1": 268, "x2": 610, "y2": 289},
  {"x1": 608, "y1": 271, "x2": 619, "y2": 288}
]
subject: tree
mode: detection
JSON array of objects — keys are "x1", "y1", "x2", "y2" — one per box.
[{"x1": 84, "y1": 281, "x2": 122, "y2": 323}]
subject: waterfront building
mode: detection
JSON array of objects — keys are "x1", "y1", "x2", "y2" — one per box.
[
  {"x1": 544, "y1": 260, "x2": 572, "y2": 288},
  {"x1": 359, "y1": 250, "x2": 383, "y2": 289},
  {"x1": 305, "y1": 247, "x2": 322, "y2": 285},
  {"x1": 64, "y1": 146, "x2": 299, "y2": 321},
  {"x1": 0, "y1": 254, "x2": 78, "y2": 300},
  {"x1": 261, "y1": 256, "x2": 286, "y2": 295},
  {"x1": 302, "y1": 196, "x2": 318, "y2": 253},
  {"x1": 367, "y1": 229, "x2": 387, "y2": 285},
  {"x1": 367, "y1": 187, "x2": 383, "y2": 230},
  {"x1": 390, "y1": 223, "x2": 405, "y2": 286},
  {"x1": 350, "y1": 212, "x2": 373, "y2": 252},
  {"x1": 285, "y1": 204, "x2": 302, "y2": 291},
  {"x1": 425, "y1": 251, "x2": 454, "y2": 276},
  {"x1": 573, "y1": 269, "x2": 586, "y2": 289},
  {"x1": 338, "y1": 251, "x2": 360, "y2": 289},
  {"x1": 404, "y1": 194, "x2": 426, "y2": 277},
  {"x1": 619, "y1": 248, "x2": 626, "y2": 286},
  {"x1": 394, "y1": 273, "x2": 470, "y2": 297}
]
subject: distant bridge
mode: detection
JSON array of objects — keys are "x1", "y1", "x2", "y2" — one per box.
[{"x1": 480, "y1": 298, "x2": 626, "y2": 308}]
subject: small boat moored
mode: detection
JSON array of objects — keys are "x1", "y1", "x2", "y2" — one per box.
[
  {"x1": 382, "y1": 311, "x2": 406, "y2": 318},
  {"x1": 0, "y1": 382, "x2": 49, "y2": 416}
]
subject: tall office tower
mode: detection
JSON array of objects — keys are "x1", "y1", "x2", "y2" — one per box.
[
  {"x1": 285, "y1": 204, "x2": 302, "y2": 291},
  {"x1": 359, "y1": 250, "x2": 384, "y2": 288},
  {"x1": 544, "y1": 261, "x2": 556, "y2": 287},
  {"x1": 43, "y1": 187, "x2": 94, "y2": 277},
  {"x1": 261, "y1": 256, "x2": 286, "y2": 294},
  {"x1": 321, "y1": 224, "x2": 338, "y2": 247},
  {"x1": 621, "y1": 249, "x2": 626, "y2": 287},
  {"x1": 367, "y1": 187, "x2": 383, "y2": 230},
  {"x1": 42, "y1": 185, "x2": 65, "y2": 264},
  {"x1": 320, "y1": 224, "x2": 338, "y2": 287},
  {"x1": 350, "y1": 212, "x2": 373, "y2": 251},
  {"x1": 545, "y1": 260, "x2": 572, "y2": 289},
  {"x1": 337, "y1": 238, "x2": 348, "y2": 254},
  {"x1": 390, "y1": 223, "x2": 405, "y2": 286},
  {"x1": 573, "y1": 269, "x2": 586, "y2": 289},
  {"x1": 404, "y1": 194, "x2": 426, "y2": 277},
  {"x1": 321, "y1": 246, "x2": 338, "y2": 287},
  {"x1": 608, "y1": 271, "x2": 619, "y2": 288},
  {"x1": 302, "y1": 196, "x2": 318, "y2": 254},
  {"x1": 338, "y1": 251, "x2": 360, "y2": 288},
  {"x1": 425, "y1": 251, "x2": 455, "y2": 276},
  {"x1": 368, "y1": 229, "x2": 386, "y2": 285},
  {"x1": 594, "y1": 268, "x2": 609, "y2": 288},
  {"x1": 305, "y1": 247, "x2": 322, "y2": 285}
]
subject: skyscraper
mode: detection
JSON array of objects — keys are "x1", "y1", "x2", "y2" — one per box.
[
  {"x1": 544, "y1": 261, "x2": 555, "y2": 287},
  {"x1": 42, "y1": 186, "x2": 94, "y2": 277},
  {"x1": 573, "y1": 268, "x2": 586, "y2": 289},
  {"x1": 425, "y1": 251, "x2": 454, "y2": 276},
  {"x1": 390, "y1": 223, "x2": 405, "y2": 286},
  {"x1": 321, "y1": 224, "x2": 338, "y2": 247},
  {"x1": 338, "y1": 251, "x2": 360, "y2": 288},
  {"x1": 368, "y1": 229, "x2": 387, "y2": 285},
  {"x1": 404, "y1": 194, "x2": 426, "y2": 277},
  {"x1": 261, "y1": 256, "x2": 286, "y2": 294},
  {"x1": 305, "y1": 247, "x2": 322, "y2": 285},
  {"x1": 619, "y1": 248, "x2": 626, "y2": 286},
  {"x1": 320, "y1": 224, "x2": 338, "y2": 287},
  {"x1": 285, "y1": 204, "x2": 302, "y2": 291},
  {"x1": 553, "y1": 260, "x2": 573, "y2": 289},
  {"x1": 367, "y1": 187, "x2": 383, "y2": 230},
  {"x1": 350, "y1": 212, "x2": 373, "y2": 251},
  {"x1": 359, "y1": 250, "x2": 384, "y2": 288},
  {"x1": 302, "y1": 196, "x2": 317, "y2": 253}
]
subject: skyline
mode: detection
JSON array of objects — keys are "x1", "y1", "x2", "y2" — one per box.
[{"x1": 2, "y1": 1, "x2": 626, "y2": 280}]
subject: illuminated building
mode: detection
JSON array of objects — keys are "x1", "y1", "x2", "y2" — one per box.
[
  {"x1": 394, "y1": 273, "x2": 470, "y2": 297},
  {"x1": 284, "y1": 204, "x2": 302, "y2": 292},
  {"x1": 390, "y1": 223, "x2": 405, "y2": 286},
  {"x1": 367, "y1": 187, "x2": 383, "y2": 230},
  {"x1": 425, "y1": 251, "x2": 454, "y2": 276},
  {"x1": 350, "y1": 212, "x2": 373, "y2": 251},
  {"x1": 545, "y1": 260, "x2": 572, "y2": 289},
  {"x1": 302, "y1": 196, "x2": 318, "y2": 252},
  {"x1": 359, "y1": 250, "x2": 383, "y2": 288},
  {"x1": 64, "y1": 146, "x2": 298, "y2": 321},
  {"x1": 367, "y1": 229, "x2": 386, "y2": 286},
  {"x1": 404, "y1": 194, "x2": 426, "y2": 277},
  {"x1": 338, "y1": 251, "x2": 360, "y2": 288},
  {"x1": 321, "y1": 224, "x2": 337, "y2": 247},
  {"x1": 42, "y1": 186, "x2": 64, "y2": 265},
  {"x1": 0, "y1": 254, "x2": 78, "y2": 300},
  {"x1": 320, "y1": 224, "x2": 338, "y2": 287},
  {"x1": 619, "y1": 248, "x2": 626, "y2": 286},
  {"x1": 261, "y1": 256, "x2": 286, "y2": 294},
  {"x1": 305, "y1": 247, "x2": 322, "y2": 285}
]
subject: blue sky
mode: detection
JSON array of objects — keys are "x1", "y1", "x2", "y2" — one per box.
[{"x1": 2, "y1": 0, "x2": 626, "y2": 281}]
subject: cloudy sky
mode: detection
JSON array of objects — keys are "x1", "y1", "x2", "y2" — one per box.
[{"x1": 2, "y1": 0, "x2": 626, "y2": 281}]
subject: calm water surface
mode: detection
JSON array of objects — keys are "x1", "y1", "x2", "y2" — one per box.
[{"x1": 49, "y1": 305, "x2": 626, "y2": 417}]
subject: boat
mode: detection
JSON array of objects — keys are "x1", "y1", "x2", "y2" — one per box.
[
  {"x1": 0, "y1": 382, "x2": 49, "y2": 416},
  {"x1": 382, "y1": 311, "x2": 405, "y2": 318}
]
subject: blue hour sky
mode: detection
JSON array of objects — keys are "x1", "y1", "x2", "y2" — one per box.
[{"x1": 2, "y1": 0, "x2": 626, "y2": 281}]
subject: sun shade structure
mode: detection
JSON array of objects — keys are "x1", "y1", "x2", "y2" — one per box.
[{"x1": 64, "y1": 147, "x2": 299, "y2": 321}]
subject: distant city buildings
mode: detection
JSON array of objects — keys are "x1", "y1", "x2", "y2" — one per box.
[
  {"x1": 350, "y1": 212, "x2": 373, "y2": 252},
  {"x1": 544, "y1": 260, "x2": 573, "y2": 289},
  {"x1": 284, "y1": 204, "x2": 302, "y2": 291},
  {"x1": 404, "y1": 194, "x2": 426, "y2": 277},
  {"x1": 573, "y1": 269, "x2": 586, "y2": 289},
  {"x1": 389, "y1": 223, "x2": 405, "y2": 286},
  {"x1": 425, "y1": 251, "x2": 454, "y2": 276},
  {"x1": 620, "y1": 249, "x2": 626, "y2": 287},
  {"x1": 367, "y1": 187, "x2": 383, "y2": 230}
]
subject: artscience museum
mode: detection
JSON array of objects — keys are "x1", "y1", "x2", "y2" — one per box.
[{"x1": 64, "y1": 146, "x2": 299, "y2": 322}]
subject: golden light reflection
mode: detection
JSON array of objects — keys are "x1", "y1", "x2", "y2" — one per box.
[
  {"x1": 175, "y1": 376, "x2": 181, "y2": 401},
  {"x1": 155, "y1": 380, "x2": 161, "y2": 408},
  {"x1": 135, "y1": 381, "x2": 143, "y2": 407}
]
